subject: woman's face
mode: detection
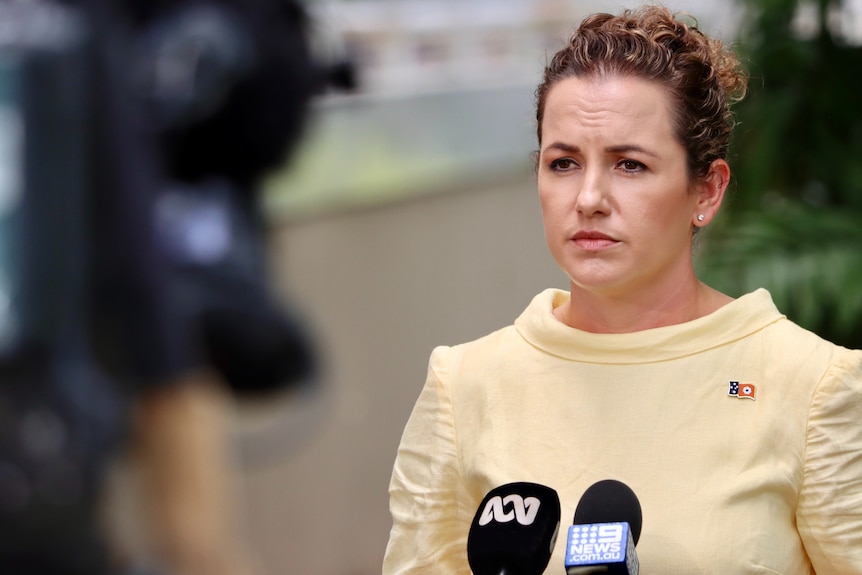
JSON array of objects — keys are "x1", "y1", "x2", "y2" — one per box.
[{"x1": 537, "y1": 74, "x2": 706, "y2": 301}]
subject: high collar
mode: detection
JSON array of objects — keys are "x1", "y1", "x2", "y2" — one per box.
[{"x1": 514, "y1": 288, "x2": 785, "y2": 364}]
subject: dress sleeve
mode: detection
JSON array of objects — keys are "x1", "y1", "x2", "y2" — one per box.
[
  {"x1": 383, "y1": 346, "x2": 472, "y2": 575},
  {"x1": 797, "y1": 349, "x2": 862, "y2": 573}
]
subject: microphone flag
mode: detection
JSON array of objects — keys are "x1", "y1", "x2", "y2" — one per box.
[
  {"x1": 565, "y1": 521, "x2": 638, "y2": 575},
  {"x1": 467, "y1": 482, "x2": 561, "y2": 575}
]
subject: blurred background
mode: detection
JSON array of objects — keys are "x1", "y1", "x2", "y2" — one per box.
[{"x1": 1, "y1": 0, "x2": 860, "y2": 574}]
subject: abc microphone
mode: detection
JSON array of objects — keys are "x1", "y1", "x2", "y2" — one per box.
[
  {"x1": 467, "y1": 482, "x2": 561, "y2": 575},
  {"x1": 564, "y1": 479, "x2": 643, "y2": 575}
]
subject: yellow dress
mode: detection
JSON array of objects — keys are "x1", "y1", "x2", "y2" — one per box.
[{"x1": 384, "y1": 289, "x2": 862, "y2": 574}]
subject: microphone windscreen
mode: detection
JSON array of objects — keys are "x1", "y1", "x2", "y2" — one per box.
[
  {"x1": 573, "y1": 479, "x2": 643, "y2": 545},
  {"x1": 468, "y1": 482, "x2": 561, "y2": 575}
]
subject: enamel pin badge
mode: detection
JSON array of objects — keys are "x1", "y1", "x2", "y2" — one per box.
[{"x1": 728, "y1": 380, "x2": 756, "y2": 400}]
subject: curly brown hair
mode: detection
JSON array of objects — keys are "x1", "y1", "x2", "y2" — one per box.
[{"x1": 535, "y1": 5, "x2": 748, "y2": 180}]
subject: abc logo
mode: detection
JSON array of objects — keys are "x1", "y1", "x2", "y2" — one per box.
[{"x1": 478, "y1": 494, "x2": 541, "y2": 526}]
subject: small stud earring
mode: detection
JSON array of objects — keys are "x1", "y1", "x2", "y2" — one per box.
[{"x1": 697, "y1": 214, "x2": 705, "y2": 222}]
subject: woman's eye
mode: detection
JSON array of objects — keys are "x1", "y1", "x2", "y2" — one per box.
[
  {"x1": 619, "y1": 159, "x2": 646, "y2": 172},
  {"x1": 550, "y1": 158, "x2": 577, "y2": 172}
]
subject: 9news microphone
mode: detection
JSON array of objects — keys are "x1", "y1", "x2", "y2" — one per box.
[
  {"x1": 565, "y1": 480, "x2": 643, "y2": 575},
  {"x1": 467, "y1": 482, "x2": 561, "y2": 575}
]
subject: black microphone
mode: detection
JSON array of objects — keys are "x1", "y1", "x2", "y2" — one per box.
[
  {"x1": 467, "y1": 482, "x2": 561, "y2": 575},
  {"x1": 564, "y1": 479, "x2": 642, "y2": 575}
]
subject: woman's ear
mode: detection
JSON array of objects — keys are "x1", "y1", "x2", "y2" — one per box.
[{"x1": 693, "y1": 159, "x2": 730, "y2": 227}]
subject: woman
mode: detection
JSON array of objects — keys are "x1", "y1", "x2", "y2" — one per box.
[{"x1": 383, "y1": 5, "x2": 862, "y2": 574}]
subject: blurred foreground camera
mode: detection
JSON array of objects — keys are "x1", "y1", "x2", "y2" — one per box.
[{"x1": 0, "y1": 0, "x2": 353, "y2": 572}]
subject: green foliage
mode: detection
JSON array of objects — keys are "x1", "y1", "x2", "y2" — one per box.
[
  {"x1": 731, "y1": 0, "x2": 862, "y2": 210},
  {"x1": 698, "y1": 0, "x2": 862, "y2": 347},
  {"x1": 697, "y1": 202, "x2": 862, "y2": 348}
]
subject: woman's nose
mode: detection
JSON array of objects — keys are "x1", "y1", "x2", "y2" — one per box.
[{"x1": 575, "y1": 168, "x2": 610, "y2": 216}]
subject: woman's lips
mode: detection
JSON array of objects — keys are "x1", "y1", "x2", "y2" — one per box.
[{"x1": 571, "y1": 231, "x2": 619, "y2": 250}]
